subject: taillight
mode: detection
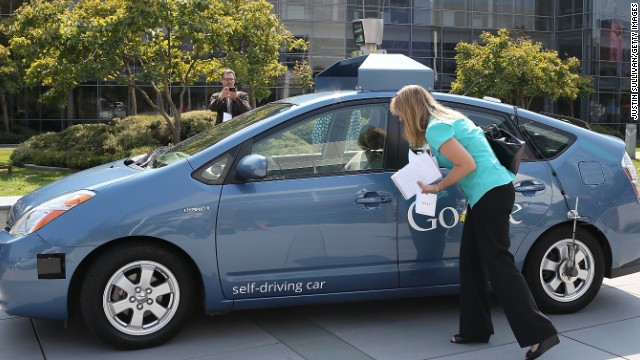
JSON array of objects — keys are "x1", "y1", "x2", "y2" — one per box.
[{"x1": 622, "y1": 152, "x2": 640, "y2": 203}]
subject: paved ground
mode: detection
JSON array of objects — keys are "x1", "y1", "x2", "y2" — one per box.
[
  {"x1": 0, "y1": 272, "x2": 639, "y2": 360},
  {"x1": 0, "y1": 196, "x2": 20, "y2": 225}
]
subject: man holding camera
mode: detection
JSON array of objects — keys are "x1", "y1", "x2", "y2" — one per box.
[{"x1": 209, "y1": 69, "x2": 251, "y2": 124}]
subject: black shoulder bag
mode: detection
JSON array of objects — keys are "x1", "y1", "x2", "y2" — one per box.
[{"x1": 482, "y1": 124, "x2": 525, "y2": 175}]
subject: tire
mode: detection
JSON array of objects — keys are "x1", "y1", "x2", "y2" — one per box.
[
  {"x1": 80, "y1": 242, "x2": 196, "y2": 349},
  {"x1": 524, "y1": 227, "x2": 604, "y2": 314}
]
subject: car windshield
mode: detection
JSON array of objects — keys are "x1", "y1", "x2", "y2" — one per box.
[{"x1": 149, "y1": 103, "x2": 294, "y2": 168}]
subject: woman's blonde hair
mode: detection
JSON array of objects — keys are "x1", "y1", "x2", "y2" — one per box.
[{"x1": 390, "y1": 85, "x2": 468, "y2": 147}]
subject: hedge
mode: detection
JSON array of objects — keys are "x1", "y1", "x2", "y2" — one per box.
[{"x1": 10, "y1": 111, "x2": 217, "y2": 169}]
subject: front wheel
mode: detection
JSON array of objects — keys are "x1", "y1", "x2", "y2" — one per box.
[
  {"x1": 80, "y1": 242, "x2": 196, "y2": 349},
  {"x1": 524, "y1": 227, "x2": 604, "y2": 314}
]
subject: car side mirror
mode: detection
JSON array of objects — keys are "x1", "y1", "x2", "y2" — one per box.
[{"x1": 236, "y1": 154, "x2": 268, "y2": 180}]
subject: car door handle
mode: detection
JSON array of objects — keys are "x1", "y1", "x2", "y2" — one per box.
[
  {"x1": 514, "y1": 181, "x2": 546, "y2": 193},
  {"x1": 355, "y1": 195, "x2": 392, "y2": 204},
  {"x1": 355, "y1": 191, "x2": 392, "y2": 210}
]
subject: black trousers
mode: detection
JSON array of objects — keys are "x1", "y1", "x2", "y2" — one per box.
[{"x1": 459, "y1": 183, "x2": 557, "y2": 347}]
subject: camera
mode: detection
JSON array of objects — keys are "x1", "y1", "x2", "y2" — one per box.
[{"x1": 228, "y1": 87, "x2": 236, "y2": 92}]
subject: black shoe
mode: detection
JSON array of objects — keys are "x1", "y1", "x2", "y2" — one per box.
[
  {"x1": 525, "y1": 334, "x2": 560, "y2": 360},
  {"x1": 450, "y1": 333, "x2": 490, "y2": 344}
]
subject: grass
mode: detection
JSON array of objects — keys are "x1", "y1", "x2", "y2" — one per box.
[
  {"x1": 0, "y1": 149, "x2": 70, "y2": 196},
  {"x1": 0, "y1": 148, "x2": 639, "y2": 197}
]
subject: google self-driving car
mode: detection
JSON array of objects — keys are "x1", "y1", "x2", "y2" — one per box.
[{"x1": 2, "y1": 54, "x2": 640, "y2": 349}]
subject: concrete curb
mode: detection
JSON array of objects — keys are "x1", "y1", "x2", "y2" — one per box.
[
  {"x1": 0, "y1": 196, "x2": 20, "y2": 210},
  {"x1": 24, "y1": 164, "x2": 75, "y2": 173},
  {"x1": 0, "y1": 196, "x2": 20, "y2": 227}
]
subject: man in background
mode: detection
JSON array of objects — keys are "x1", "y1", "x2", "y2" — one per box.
[{"x1": 209, "y1": 69, "x2": 250, "y2": 124}]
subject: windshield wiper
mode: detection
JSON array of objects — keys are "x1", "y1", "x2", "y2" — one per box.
[{"x1": 133, "y1": 146, "x2": 170, "y2": 168}]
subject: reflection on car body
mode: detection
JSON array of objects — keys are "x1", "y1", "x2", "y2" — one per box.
[{"x1": 1, "y1": 54, "x2": 639, "y2": 349}]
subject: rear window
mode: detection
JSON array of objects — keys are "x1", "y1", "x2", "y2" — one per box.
[{"x1": 519, "y1": 118, "x2": 576, "y2": 159}]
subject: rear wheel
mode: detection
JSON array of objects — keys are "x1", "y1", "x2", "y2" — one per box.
[
  {"x1": 524, "y1": 227, "x2": 604, "y2": 314},
  {"x1": 80, "y1": 242, "x2": 195, "y2": 349}
]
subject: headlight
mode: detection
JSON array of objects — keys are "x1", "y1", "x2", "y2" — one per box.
[{"x1": 9, "y1": 190, "x2": 96, "y2": 236}]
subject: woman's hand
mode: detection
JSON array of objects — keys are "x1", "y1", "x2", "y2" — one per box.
[
  {"x1": 419, "y1": 137, "x2": 476, "y2": 193},
  {"x1": 418, "y1": 181, "x2": 439, "y2": 194}
]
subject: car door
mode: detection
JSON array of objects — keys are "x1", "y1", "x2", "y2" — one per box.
[
  {"x1": 398, "y1": 105, "x2": 554, "y2": 288},
  {"x1": 216, "y1": 101, "x2": 399, "y2": 299}
]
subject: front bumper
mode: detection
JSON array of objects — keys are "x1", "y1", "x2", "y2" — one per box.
[{"x1": 0, "y1": 231, "x2": 71, "y2": 319}]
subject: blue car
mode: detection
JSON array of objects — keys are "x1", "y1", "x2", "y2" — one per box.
[{"x1": 2, "y1": 55, "x2": 640, "y2": 349}]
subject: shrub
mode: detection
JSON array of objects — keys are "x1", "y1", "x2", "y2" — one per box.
[
  {"x1": 0, "y1": 124, "x2": 37, "y2": 144},
  {"x1": 589, "y1": 124, "x2": 623, "y2": 139},
  {"x1": 180, "y1": 110, "x2": 217, "y2": 140},
  {"x1": 112, "y1": 115, "x2": 171, "y2": 150},
  {"x1": 9, "y1": 110, "x2": 218, "y2": 169}
]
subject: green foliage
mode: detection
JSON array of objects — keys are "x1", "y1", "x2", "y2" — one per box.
[
  {"x1": 9, "y1": 110, "x2": 216, "y2": 169},
  {"x1": 0, "y1": 124, "x2": 36, "y2": 143},
  {"x1": 179, "y1": 110, "x2": 217, "y2": 140},
  {"x1": 7, "y1": 0, "x2": 306, "y2": 142},
  {"x1": 109, "y1": 115, "x2": 172, "y2": 151},
  {"x1": 588, "y1": 124, "x2": 623, "y2": 139},
  {"x1": 0, "y1": 153, "x2": 69, "y2": 196},
  {"x1": 451, "y1": 29, "x2": 593, "y2": 109},
  {"x1": 206, "y1": 0, "x2": 307, "y2": 107},
  {"x1": 253, "y1": 120, "x2": 316, "y2": 155},
  {"x1": 0, "y1": 20, "x2": 23, "y2": 132},
  {"x1": 291, "y1": 60, "x2": 315, "y2": 94}
]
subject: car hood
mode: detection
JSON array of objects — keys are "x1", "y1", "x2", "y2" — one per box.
[{"x1": 7, "y1": 160, "x2": 140, "y2": 227}]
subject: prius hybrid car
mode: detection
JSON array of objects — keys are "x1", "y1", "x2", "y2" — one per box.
[{"x1": 1, "y1": 55, "x2": 640, "y2": 349}]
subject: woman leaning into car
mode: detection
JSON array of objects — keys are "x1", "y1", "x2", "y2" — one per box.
[{"x1": 390, "y1": 85, "x2": 559, "y2": 360}]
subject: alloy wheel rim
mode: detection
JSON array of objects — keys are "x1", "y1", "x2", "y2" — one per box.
[
  {"x1": 102, "y1": 260, "x2": 180, "y2": 336},
  {"x1": 539, "y1": 239, "x2": 595, "y2": 303}
]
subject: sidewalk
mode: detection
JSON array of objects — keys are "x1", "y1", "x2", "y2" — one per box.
[
  {"x1": 0, "y1": 196, "x2": 20, "y2": 226},
  {"x1": 1, "y1": 273, "x2": 639, "y2": 359}
]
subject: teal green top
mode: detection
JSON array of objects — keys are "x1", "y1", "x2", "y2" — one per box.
[{"x1": 426, "y1": 116, "x2": 515, "y2": 208}]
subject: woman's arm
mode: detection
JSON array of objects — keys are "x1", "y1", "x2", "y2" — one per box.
[{"x1": 418, "y1": 137, "x2": 476, "y2": 193}]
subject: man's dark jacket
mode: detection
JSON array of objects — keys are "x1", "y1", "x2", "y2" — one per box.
[{"x1": 208, "y1": 91, "x2": 250, "y2": 125}]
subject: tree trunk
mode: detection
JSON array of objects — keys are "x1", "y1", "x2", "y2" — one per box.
[
  {"x1": 128, "y1": 84, "x2": 138, "y2": 115},
  {"x1": 569, "y1": 99, "x2": 575, "y2": 117},
  {"x1": 1, "y1": 94, "x2": 9, "y2": 133},
  {"x1": 172, "y1": 112, "x2": 181, "y2": 143},
  {"x1": 249, "y1": 88, "x2": 257, "y2": 109},
  {"x1": 133, "y1": 83, "x2": 180, "y2": 143}
]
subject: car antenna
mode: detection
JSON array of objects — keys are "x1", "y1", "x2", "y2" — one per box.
[
  {"x1": 514, "y1": 106, "x2": 573, "y2": 214},
  {"x1": 462, "y1": 78, "x2": 480, "y2": 96},
  {"x1": 516, "y1": 111, "x2": 571, "y2": 214},
  {"x1": 566, "y1": 197, "x2": 581, "y2": 277}
]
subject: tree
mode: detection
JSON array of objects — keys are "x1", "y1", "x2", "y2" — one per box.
[
  {"x1": 291, "y1": 60, "x2": 314, "y2": 94},
  {"x1": 451, "y1": 29, "x2": 592, "y2": 109},
  {"x1": 8, "y1": 0, "x2": 305, "y2": 142},
  {"x1": 0, "y1": 22, "x2": 21, "y2": 133},
  {"x1": 208, "y1": 0, "x2": 307, "y2": 108}
]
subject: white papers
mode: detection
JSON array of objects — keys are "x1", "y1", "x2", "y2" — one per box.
[
  {"x1": 223, "y1": 112, "x2": 233, "y2": 122},
  {"x1": 416, "y1": 193, "x2": 438, "y2": 217},
  {"x1": 391, "y1": 150, "x2": 442, "y2": 216},
  {"x1": 391, "y1": 150, "x2": 442, "y2": 200}
]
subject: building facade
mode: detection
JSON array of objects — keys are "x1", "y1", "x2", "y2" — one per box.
[
  {"x1": 0, "y1": 0, "x2": 634, "y2": 133},
  {"x1": 269, "y1": 0, "x2": 634, "y2": 129}
]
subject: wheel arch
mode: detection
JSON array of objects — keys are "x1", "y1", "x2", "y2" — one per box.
[
  {"x1": 67, "y1": 236, "x2": 205, "y2": 319},
  {"x1": 522, "y1": 221, "x2": 612, "y2": 277}
]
